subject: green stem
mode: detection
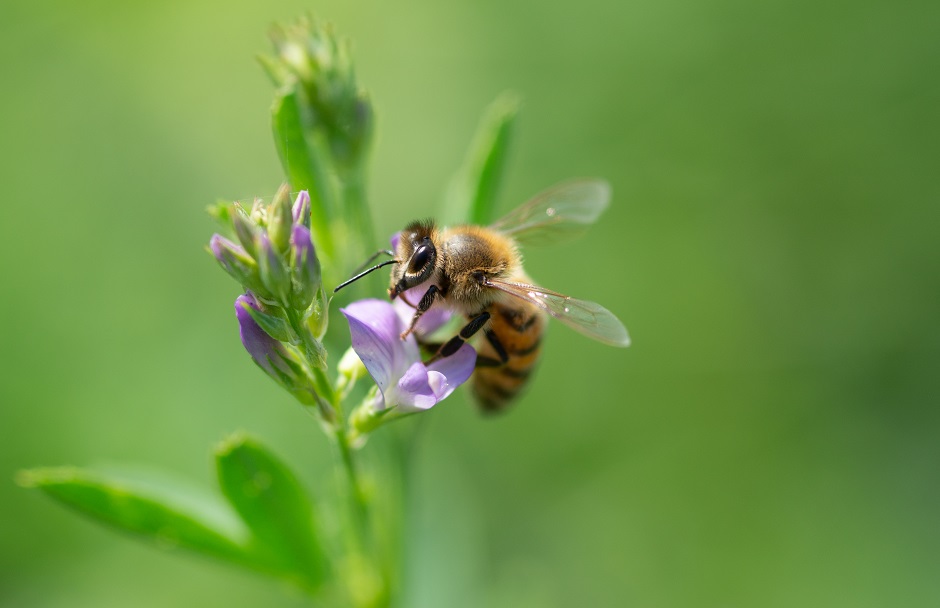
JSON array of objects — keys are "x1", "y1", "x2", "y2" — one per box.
[
  {"x1": 284, "y1": 307, "x2": 379, "y2": 603},
  {"x1": 335, "y1": 426, "x2": 368, "y2": 522}
]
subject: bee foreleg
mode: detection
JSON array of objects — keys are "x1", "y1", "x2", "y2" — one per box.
[
  {"x1": 400, "y1": 285, "x2": 440, "y2": 340},
  {"x1": 425, "y1": 312, "x2": 491, "y2": 364}
]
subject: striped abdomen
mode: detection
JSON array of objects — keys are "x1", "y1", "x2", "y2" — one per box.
[{"x1": 471, "y1": 299, "x2": 546, "y2": 412}]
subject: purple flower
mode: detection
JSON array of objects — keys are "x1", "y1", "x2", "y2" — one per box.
[
  {"x1": 341, "y1": 299, "x2": 475, "y2": 413},
  {"x1": 235, "y1": 293, "x2": 317, "y2": 405}
]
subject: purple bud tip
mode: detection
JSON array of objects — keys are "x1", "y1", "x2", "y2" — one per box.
[
  {"x1": 292, "y1": 191, "x2": 311, "y2": 224},
  {"x1": 210, "y1": 234, "x2": 244, "y2": 270}
]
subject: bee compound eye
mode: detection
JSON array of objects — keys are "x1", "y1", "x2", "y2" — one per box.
[{"x1": 409, "y1": 245, "x2": 432, "y2": 274}]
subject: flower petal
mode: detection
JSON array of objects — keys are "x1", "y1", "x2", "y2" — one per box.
[
  {"x1": 426, "y1": 344, "x2": 477, "y2": 401},
  {"x1": 395, "y1": 343, "x2": 476, "y2": 412},
  {"x1": 343, "y1": 298, "x2": 479, "y2": 417},
  {"x1": 396, "y1": 361, "x2": 439, "y2": 412},
  {"x1": 342, "y1": 299, "x2": 419, "y2": 404}
]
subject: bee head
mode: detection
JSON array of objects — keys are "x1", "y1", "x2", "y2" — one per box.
[{"x1": 389, "y1": 220, "x2": 438, "y2": 300}]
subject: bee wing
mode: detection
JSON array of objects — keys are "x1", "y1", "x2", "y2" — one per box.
[
  {"x1": 487, "y1": 279, "x2": 630, "y2": 347},
  {"x1": 490, "y1": 179, "x2": 611, "y2": 246}
]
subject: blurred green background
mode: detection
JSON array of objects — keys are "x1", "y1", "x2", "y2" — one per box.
[{"x1": 2, "y1": 0, "x2": 938, "y2": 606}]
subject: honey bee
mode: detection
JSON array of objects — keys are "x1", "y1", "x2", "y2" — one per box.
[{"x1": 335, "y1": 179, "x2": 630, "y2": 412}]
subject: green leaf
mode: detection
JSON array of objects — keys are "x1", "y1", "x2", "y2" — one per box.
[
  {"x1": 17, "y1": 466, "x2": 254, "y2": 568},
  {"x1": 215, "y1": 434, "x2": 328, "y2": 590},
  {"x1": 271, "y1": 86, "x2": 335, "y2": 259},
  {"x1": 445, "y1": 92, "x2": 520, "y2": 226}
]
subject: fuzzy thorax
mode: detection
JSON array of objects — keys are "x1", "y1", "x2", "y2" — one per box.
[{"x1": 438, "y1": 225, "x2": 520, "y2": 311}]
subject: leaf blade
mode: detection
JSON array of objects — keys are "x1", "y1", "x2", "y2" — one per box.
[
  {"x1": 215, "y1": 433, "x2": 328, "y2": 590},
  {"x1": 18, "y1": 467, "x2": 255, "y2": 568},
  {"x1": 445, "y1": 92, "x2": 520, "y2": 226},
  {"x1": 271, "y1": 86, "x2": 335, "y2": 259}
]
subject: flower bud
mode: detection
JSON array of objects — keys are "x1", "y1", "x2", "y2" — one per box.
[
  {"x1": 264, "y1": 17, "x2": 373, "y2": 167},
  {"x1": 231, "y1": 206, "x2": 259, "y2": 258},
  {"x1": 306, "y1": 288, "x2": 329, "y2": 341},
  {"x1": 288, "y1": 224, "x2": 321, "y2": 310},
  {"x1": 337, "y1": 346, "x2": 367, "y2": 383},
  {"x1": 267, "y1": 184, "x2": 293, "y2": 254},
  {"x1": 257, "y1": 233, "x2": 291, "y2": 305},
  {"x1": 209, "y1": 234, "x2": 272, "y2": 299},
  {"x1": 249, "y1": 197, "x2": 266, "y2": 225},
  {"x1": 292, "y1": 190, "x2": 311, "y2": 228},
  {"x1": 235, "y1": 294, "x2": 320, "y2": 406},
  {"x1": 348, "y1": 394, "x2": 393, "y2": 444}
]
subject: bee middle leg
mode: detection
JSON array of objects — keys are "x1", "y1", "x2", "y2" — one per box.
[{"x1": 425, "y1": 312, "x2": 491, "y2": 364}]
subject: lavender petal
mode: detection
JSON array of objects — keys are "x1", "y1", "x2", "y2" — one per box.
[
  {"x1": 426, "y1": 344, "x2": 477, "y2": 401},
  {"x1": 342, "y1": 300, "x2": 419, "y2": 401}
]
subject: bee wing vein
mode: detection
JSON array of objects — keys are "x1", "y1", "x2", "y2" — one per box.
[
  {"x1": 490, "y1": 179, "x2": 611, "y2": 246},
  {"x1": 486, "y1": 279, "x2": 630, "y2": 347}
]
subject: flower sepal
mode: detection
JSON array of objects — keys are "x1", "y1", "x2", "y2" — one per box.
[
  {"x1": 305, "y1": 287, "x2": 329, "y2": 341},
  {"x1": 257, "y1": 234, "x2": 292, "y2": 305},
  {"x1": 267, "y1": 184, "x2": 294, "y2": 254},
  {"x1": 348, "y1": 390, "x2": 397, "y2": 446},
  {"x1": 240, "y1": 300, "x2": 294, "y2": 343}
]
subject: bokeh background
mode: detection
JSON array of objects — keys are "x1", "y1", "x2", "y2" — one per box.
[{"x1": 2, "y1": 0, "x2": 938, "y2": 606}]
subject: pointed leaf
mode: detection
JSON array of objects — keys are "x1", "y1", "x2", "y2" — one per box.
[
  {"x1": 272, "y1": 86, "x2": 334, "y2": 259},
  {"x1": 445, "y1": 92, "x2": 520, "y2": 225},
  {"x1": 18, "y1": 466, "x2": 256, "y2": 568},
  {"x1": 215, "y1": 434, "x2": 328, "y2": 589}
]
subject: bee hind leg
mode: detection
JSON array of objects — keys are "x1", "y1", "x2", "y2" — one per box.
[
  {"x1": 424, "y1": 312, "x2": 491, "y2": 364},
  {"x1": 474, "y1": 356, "x2": 504, "y2": 368},
  {"x1": 483, "y1": 328, "x2": 509, "y2": 365}
]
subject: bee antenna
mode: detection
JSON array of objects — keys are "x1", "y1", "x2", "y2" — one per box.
[{"x1": 333, "y1": 259, "x2": 400, "y2": 293}]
